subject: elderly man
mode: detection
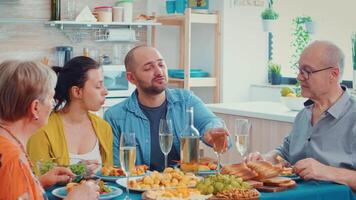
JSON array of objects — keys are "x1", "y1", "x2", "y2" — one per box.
[
  {"x1": 104, "y1": 45, "x2": 229, "y2": 171},
  {"x1": 247, "y1": 40, "x2": 356, "y2": 190}
]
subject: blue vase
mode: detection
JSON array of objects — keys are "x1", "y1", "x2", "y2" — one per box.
[
  {"x1": 166, "y1": 0, "x2": 176, "y2": 14},
  {"x1": 271, "y1": 73, "x2": 282, "y2": 85},
  {"x1": 175, "y1": 0, "x2": 186, "y2": 14}
]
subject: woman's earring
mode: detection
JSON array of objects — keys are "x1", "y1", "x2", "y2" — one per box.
[{"x1": 34, "y1": 116, "x2": 39, "y2": 121}]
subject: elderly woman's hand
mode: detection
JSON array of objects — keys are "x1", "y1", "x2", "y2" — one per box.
[
  {"x1": 39, "y1": 167, "x2": 75, "y2": 188},
  {"x1": 65, "y1": 181, "x2": 100, "y2": 200}
]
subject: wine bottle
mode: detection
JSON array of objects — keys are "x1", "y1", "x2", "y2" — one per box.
[
  {"x1": 180, "y1": 107, "x2": 200, "y2": 173},
  {"x1": 51, "y1": 0, "x2": 61, "y2": 21}
]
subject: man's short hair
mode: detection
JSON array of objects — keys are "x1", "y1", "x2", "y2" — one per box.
[
  {"x1": 124, "y1": 44, "x2": 148, "y2": 72},
  {"x1": 306, "y1": 40, "x2": 345, "y2": 81}
]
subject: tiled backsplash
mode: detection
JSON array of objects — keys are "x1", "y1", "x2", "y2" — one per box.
[{"x1": 0, "y1": 0, "x2": 148, "y2": 65}]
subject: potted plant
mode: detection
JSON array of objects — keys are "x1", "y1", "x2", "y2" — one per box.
[
  {"x1": 268, "y1": 61, "x2": 282, "y2": 85},
  {"x1": 302, "y1": 16, "x2": 315, "y2": 34},
  {"x1": 261, "y1": 7, "x2": 279, "y2": 32},
  {"x1": 289, "y1": 16, "x2": 311, "y2": 73}
]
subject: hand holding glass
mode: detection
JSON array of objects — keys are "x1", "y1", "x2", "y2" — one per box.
[
  {"x1": 235, "y1": 119, "x2": 251, "y2": 158},
  {"x1": 159, "y1": 119, "x2": 173, "y2": 169},
  {"x1": 206, "y1": 119, "x2": 230, "y2": 174},
  {"x1": 120, "y1": 132, "x2": 136, "y2": 200}
]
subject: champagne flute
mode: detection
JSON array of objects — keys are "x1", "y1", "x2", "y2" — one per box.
[
  {"x1": 206, "y1": 119, "x2": 230, "y2": 174},
  {"x1": 120, "y1": 132, "x2": 136, "y2": 200},
  {"x1": 159, "y1": 119, "x2": 173, "y2": 169},
  {"x1": 235, "y1": 119, "x2": 251, "y2": 159}
]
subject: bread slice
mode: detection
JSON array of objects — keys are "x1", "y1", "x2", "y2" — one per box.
[
  {"x1": 277, "y1": 180, "x2": 296, "y2": 188},
  {"x1": 221, "y1": 162, "x2": 258, "y2": 180},
  {"x1": 247, "y1": 161, "x2": 282, "y2": 180},
  {"x1": 262, "y1": 177, "x2": 293, "y2": 186}
]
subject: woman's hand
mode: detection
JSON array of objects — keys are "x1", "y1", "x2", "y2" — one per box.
[
  {"x1": 39, "y1": 167, "x2": 75, "y2": 188},
  {"x1": 65, "y1": 181, "x2": 99, "y2": 200}
]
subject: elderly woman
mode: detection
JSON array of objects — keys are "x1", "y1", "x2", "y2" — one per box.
[
  {"x1": 27, "y1": 56, "x2": 113, "y2": 171},
  {"x1": 0, "y1": 60, "x2": 99, "y2": 200}
]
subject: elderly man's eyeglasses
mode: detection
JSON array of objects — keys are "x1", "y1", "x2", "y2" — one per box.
[{"x1": 298, "y1": 67, "x2": 334, "y2": 80}]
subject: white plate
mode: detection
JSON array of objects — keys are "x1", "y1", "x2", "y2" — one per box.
[
  {"x1": 115, "y1": 175, "x2": 202, "y2": 192},
  {"x1": 52, "y1": 185, "x2": 123, "y2": 200},
  {"x1": 96, "y1": 171, "x2": 151, "y2": 182}
]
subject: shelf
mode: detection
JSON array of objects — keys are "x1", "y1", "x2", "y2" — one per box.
[
  {"x1": 45, "y1": 20, "x2": 161, "y2": 29},
  {"x1": 0, "y1": 18, "x2": 47, "y2": 23},
  {"x1": 156, "y1": 12, "x2": 218, "y2": 25},
  {"x1": 169, "y1": 77, "x2": 217, "y2": 87}
]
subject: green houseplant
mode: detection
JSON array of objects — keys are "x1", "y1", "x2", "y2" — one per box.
[
  {"x1": 268, "y1": 61, "x2": 282, "y2": 85},
  {"x1": 261, "y1": 8, "x2": 279, "y2": 20},
  {"x1": 261, "y1": 8, "x2": 279, "y2": 32},
  {"x1": 290, "y1": 16, "x2": 311, "y2": 73}
]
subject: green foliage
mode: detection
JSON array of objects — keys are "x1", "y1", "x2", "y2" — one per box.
[
  {"x1": 261, "y1": 8, "x2": 279, "y2": 20},
  {"x1": 290, "y1": 16, "x2": 312, "y2": 73},
  {"x1": 268, "y1": 62, "x2": 281, "y2": 75},
  {"x1": 294, "y1": 81, "x2": 302, "y2": 97}
]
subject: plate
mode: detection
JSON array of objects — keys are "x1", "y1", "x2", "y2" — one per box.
[
  {"x1": 52, "y1": 185, "x2": 123, "y2": 200},
  {"x1": 197, "y1": 170, "x2": 218, "y2": 176},
  {"x1": 116, "y1": 176, "x2": 202, "y2": 192},
  {"x1": 96, "y1": 171, "x2": 151, "y2": 182},
  {"x1": 280, "y1": 174, "x2": 302, "y2": 182}
]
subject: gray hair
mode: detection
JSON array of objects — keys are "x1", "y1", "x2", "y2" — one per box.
[
  {"x1": 0, "y1": 60, "x2": 57, "y2": 121},
  {"x1": 306, "y1": 40, "x2": 345, "y2": 82}
]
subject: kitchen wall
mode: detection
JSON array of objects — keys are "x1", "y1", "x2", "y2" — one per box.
[
  {"x1": 148, "y1": 0, "x2": 269, "y2": 103},
  {"x1": 0, "y1": 0, "x2": 147, "y2": 65}
]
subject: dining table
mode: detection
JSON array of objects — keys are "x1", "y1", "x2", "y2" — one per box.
[{"x1": 46, "y1": 179, "x2": 356, "y2": 200}]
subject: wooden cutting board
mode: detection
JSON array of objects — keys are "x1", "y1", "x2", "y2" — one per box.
[{"x1": 256, "y1": 184, "x2": 296, "y2": 192}]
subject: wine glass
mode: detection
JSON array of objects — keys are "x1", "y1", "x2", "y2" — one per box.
[
  {"x1": 120, "y1": 132, "x2": 136, "y2": 200},
  {"x1": 235, "y1": 119, "x2": 251, "y2": 159},
  {"x1": 159, "y1": 119, "x2": 173, "y2": 169},
  {"x1": 206, "y1": 119, "x2": 230, "y2": 174}
]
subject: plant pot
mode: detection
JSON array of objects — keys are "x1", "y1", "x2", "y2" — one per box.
[
  {"x1": 262, "y1": 19, "x2": 276, "y2": 32},
  {"x1": 305, "y1": 21, "x2": 315, "y2": 34},
  {"x1": 271, "y1": 73, "x2": 282, "y2": 85},
  {"x1": 353, "y1": 70, "x2": 356, "y2": 89}
]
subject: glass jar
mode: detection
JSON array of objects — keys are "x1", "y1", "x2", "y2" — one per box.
[
  {"x1": 116, "y1": 0, "x2": 133, "y2": 22},
  {"x1": 94, "y1": 6, "x2": 113, "y2": 22}
]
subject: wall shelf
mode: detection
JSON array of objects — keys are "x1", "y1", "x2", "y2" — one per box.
[
  {"x1": 152, "y1": 8, "x2": 221, "y2": 103},
  {"x1": 45, "y1": 20, "x2": 161, "y2": 30}
]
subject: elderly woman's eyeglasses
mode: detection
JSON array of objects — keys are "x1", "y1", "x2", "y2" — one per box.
[{"x1": 298, "y1": 67, "x2": 334, "y2": 80}]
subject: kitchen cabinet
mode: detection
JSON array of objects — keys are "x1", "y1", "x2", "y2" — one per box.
[{"x1": 152, "y1": 8, "x2": 221, "y2": 103}]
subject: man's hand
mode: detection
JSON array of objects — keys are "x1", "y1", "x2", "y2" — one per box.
[
  {"x1": 39, "y1": 167, "x2": 75, "y2": 188},
  {"x1": 245, "y1": 152, "x2": 265, "y2": 162},
  {"x1": 294, "y1": 158, "x2": 331, "y2": 181},
  {"x1": 204, "y1": 128, "x2": 230, "y2": 153}
]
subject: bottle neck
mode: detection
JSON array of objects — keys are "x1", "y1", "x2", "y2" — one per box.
[{"x1": 188, "y1": 110, "x2": 194, "y2": 127}]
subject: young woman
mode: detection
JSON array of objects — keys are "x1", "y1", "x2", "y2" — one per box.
[
  {"x1": 0, "y1": 60, "x2": 99, "y2": 200},
  {"x1": 27, "y1": 56, "x2": 113, "y2": 172}
]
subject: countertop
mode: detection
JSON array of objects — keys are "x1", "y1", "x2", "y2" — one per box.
[{"x1": 207, "y1": 101, "x2": 299, "y2": 123}]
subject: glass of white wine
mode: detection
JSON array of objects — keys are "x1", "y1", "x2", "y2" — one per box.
[
  {"x1": 235, "y1": 119, "x2": 251, "y2": 159},
  {"x1": 206, "y1": 119, "x2": 230, "y2": 174},
  {"x1": 159, "y1": 119, "x2": 173, "y2": 169},
  {"x1": 120, "y1": 132, "x2": 136, "y2": 200}
]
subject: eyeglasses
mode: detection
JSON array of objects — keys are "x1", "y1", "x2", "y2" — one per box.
[{"x1": 298, "y1": 66, "x2": 334, "y2": 80}]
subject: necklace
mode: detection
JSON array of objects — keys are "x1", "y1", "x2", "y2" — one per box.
[
  {"x1": 0, "y1": 125, "x2": 33, "y2": 169},
  {"x1": 0, "y1": 124, "x2": 46, "y2": 198}
]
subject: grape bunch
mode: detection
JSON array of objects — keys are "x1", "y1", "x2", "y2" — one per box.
[{"x1": 196, "y1": 174, "x2": 251, "y2": 195}]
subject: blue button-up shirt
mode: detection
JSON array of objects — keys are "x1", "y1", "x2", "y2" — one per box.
[
  {"x1": 104, "y1": 89, "x2": 219, "y2": 166},
  {"x1": 276, "y1": 87, "x2": 356, "y2": 169}
]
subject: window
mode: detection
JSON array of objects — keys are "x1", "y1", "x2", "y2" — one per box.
[{"x1": 272, "y1": 0, "x2": 356, "y2": 80}]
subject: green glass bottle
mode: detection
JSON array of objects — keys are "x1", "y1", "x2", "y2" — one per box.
[{"x1": 51, "y1": 0, "x2": 61, "y2": 21}]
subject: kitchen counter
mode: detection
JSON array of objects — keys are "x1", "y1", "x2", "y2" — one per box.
[{"x1": 207, "y1": 101, "x2": 299, "y2": 123}]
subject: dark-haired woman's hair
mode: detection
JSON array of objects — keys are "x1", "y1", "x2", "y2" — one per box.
[{"x1": 53, "y1": 56, "x2": 100, "y2": 111}]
